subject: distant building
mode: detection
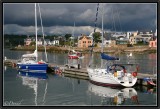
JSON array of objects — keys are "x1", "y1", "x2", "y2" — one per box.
[
  {"x1": 78, "y1": 34, "x2": 93, "y2": 48},
  {"x1": 149, "y1": 38, "x2": 157, "y2": 47},
  {"x1": 37, "y1": 38, "x2": 43, "y2": 46},
  {"x1": 129, "y1": 31, "x2": 153, "y2": 44},
  {"x1": 112, "y1": 32, "x2": 126, "y2": 38},
  {"x1": 24, "y1": 36, "x2": 35, "y2": 46},
  {"x1": 116, "y1": 36, "x2": 129, "y2": 44},
  {"x1": 127, "y1": 31, "x2": 138, "y2": 39}
]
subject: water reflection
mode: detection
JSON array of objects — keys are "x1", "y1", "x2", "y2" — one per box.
[
  {"x1": 17, "y1": 71, "x2": 48, "y2": 106},
  {"x1": 88, "y1": 82, "x2": 139, "y2": 105}
]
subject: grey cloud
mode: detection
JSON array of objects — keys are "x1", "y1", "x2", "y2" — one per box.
[{"x1": 3, "y1": 3, "x2": 157, "y2": 35}]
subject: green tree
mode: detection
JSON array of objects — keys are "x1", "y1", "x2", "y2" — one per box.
[
  {"x1": 64, "y1": 34, "x2": 72, "y2": 41},
  {"x1": 93, "y1": 32, "x2": 101, "y2": 43}
]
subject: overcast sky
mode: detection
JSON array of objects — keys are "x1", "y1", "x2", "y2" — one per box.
[{"x1": 3, "y1": 3, "x2": 157, "y2": 36}]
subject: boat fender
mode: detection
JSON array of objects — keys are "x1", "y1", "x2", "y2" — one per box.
[
  {"x1": 12, "y1": 63, "x2": 16, "y2": 67},
  {"x1": 132, "y1": 72, "x2": 137, "y2": 77},
  {"x1": 114, "y1": 72, "x2": 117, "y2": 77},
  {"x1": 38, "y1": 61, "x2": 44, "y2": 64}
]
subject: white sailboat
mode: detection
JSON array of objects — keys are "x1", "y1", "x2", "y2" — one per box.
[
  {"x1": 17, "y1": 3, "x2": 48, "y2": 74},
  {"x1": 87, "y1": 4, "x2": 138, "y2": 87}
]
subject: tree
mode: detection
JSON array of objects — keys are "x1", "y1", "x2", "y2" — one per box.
[
  {"x1": 64, "y1": 34, "x2": 72, "y2": 41},
  {"x1": 93, "y1": 32, "x2": 101, "y2": 43}
]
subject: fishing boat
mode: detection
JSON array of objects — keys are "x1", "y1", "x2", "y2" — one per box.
[
  {"x1": 68, "y1": 50, "x2": 84, "y2": 59},
  {"x1": 88, "y1": 82, "x2": 139, "y2": 105},
  {"x1": 87, "y1": 4, "x2": 138, "y2": 87},
  {"x1": 17, "y1": 3, "x2": 48, "y2": 74}
]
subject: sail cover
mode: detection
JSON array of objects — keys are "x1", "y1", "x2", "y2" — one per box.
[
  {"x1": 22, "y1": 50, "x2": 38, "y2": 58},
  {"x1": 101, "y1": 53, "x2": 119, "y2": 60}
]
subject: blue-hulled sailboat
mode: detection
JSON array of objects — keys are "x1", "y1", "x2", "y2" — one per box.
[{"x1": 17, "y1": 3, "x2": 48, "y2": 74}]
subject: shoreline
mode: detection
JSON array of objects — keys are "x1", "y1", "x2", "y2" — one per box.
[{"x1": 9, "y1": 45, "x2": 157, "y2": 54}]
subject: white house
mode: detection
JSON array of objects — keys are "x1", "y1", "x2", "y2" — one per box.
[
  {"x1": 37, "y1": 38, "x2": 43, "y2": 46},
  {"x1": 50, "y1": 40, "x2": 59, "y2": 45}
]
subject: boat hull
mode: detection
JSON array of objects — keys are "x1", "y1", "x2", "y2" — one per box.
[
  {"x1": 17, "y1": 63, "x2": 48, "y2": 73},
  {"x1": 68, "y1": 55, "x2": 79, "y2": 59},
  {"x1": 87, "y1": 68, "x2": 137, "y2": 87}
]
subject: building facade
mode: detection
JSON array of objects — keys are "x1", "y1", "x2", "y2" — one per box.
[{"x1": 78, "y1": 35, "x2": 93, "y2": 48}]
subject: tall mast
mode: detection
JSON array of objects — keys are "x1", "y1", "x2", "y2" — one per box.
[
  {"x1": 101, "y1": 4, "x2": 104, "y2": 68},
  {"x1": 72, "y1": 21, "x2": 75, "y2": 47},
  {"x1": 38, "y1": 3, "x2": 48, "y2": 62},
  {"x1": 101, "y1": 4, "x2": 104, "y2": 53},
  {"x1": 35, "y1": 3, "x2": 38, "y2": 62},
  {"x1": 88, "y1": 3, "x2": 99, "y2": 67}
]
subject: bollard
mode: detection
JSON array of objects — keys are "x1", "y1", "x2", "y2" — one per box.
[{"x1": 78, "y1": 64, "x2": 80, "y2": 69}]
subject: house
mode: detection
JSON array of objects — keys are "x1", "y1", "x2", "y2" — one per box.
[
  {"x1": 103, "y1": 32, "x2": 116, "y2": 47},
  {"x1": 129, "y1": 31, "x2": 153, "y2": 44},
  {"x1": 49, "y1": 39, "x2": 59, "y2": 46},
  {"x1": 24, "y1": 36, "x2": 35, "y2": 46},
  {"x1": 37, "y1": 38, "x2": 43, "y2": 46},
  {"x1": 149, "y1": 38, "x2": 157, "y2": 47},
  {"x1": 126, "y1": 31, "x2": 138, "y2": 39},
  {"x1": 116, "y1": 36, "x2": 129, "y2": 44},
  {"x1": 78, "y1": 34, "x2": 93, "y2": 48},
  {"x1": 24, "y1": 36, "x2": 46, "y2": 46}
]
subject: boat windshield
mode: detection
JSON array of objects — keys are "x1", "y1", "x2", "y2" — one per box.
[{"x1": 22, "y1": 57, "x2": 36, "y2": 62}]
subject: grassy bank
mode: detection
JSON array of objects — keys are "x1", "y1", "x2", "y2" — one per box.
[{"x1": 12, "y1": 45, "x2": 157, "y2": 54}]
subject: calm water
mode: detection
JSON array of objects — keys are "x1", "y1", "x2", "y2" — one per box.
[{"x1": 3, "y1": 49, "x2": 157, "y2": 106}]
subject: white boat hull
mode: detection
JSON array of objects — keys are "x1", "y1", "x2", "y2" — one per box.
[{"x1": 87, "y1": 68, "x2": 137, "y2": 87}]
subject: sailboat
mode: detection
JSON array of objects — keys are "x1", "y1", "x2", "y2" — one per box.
[
  {"x1": 88, "y1": 82, "x2": 139, "y2": 105},
  {"x1": 17, "y1": 3, "x2": 48, "y2": 74},
  {"x1": 87, "y1": 4, "x2": 138, "y2": 87}
]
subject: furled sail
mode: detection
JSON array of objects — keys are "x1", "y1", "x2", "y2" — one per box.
[{"x1": 101, "y1": 53, "x2": 119, "y2": 60}]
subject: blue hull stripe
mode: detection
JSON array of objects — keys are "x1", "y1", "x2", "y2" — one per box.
[{"x1": 17, "y1": 63, "x2": 48, "y2": 71}]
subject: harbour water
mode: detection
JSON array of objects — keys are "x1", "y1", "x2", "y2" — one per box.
[{"x1": 3, "y1": 49, "x2": 157, "y2": 106}]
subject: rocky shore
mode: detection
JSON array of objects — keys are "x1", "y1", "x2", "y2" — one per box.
[{"x1": 11, "y1": 45, "x2": 157, "y2": 54}]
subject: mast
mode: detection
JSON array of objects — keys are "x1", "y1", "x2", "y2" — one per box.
[
  {"x1": 101, "y1": 4, "x2": 104, "y2": 68},
  {"x1": 101, "y1": 4, "x2": 104, "y2": 53},
  {"x1": 35, "y1": 3, "x2": 38, "y2": 62},
  {"x1": 88, "y1": 3, "x2": 99, "y2": 67},
  {"x1": 38, "y1": 3, "x2": 48, "y2": 62},
  {"x1": 73, "y1": 21, "x2": 75, "y2": 46}
]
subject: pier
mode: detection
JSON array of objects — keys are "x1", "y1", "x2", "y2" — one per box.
[{"x1": 4, "y1": 58, "x2": 157, "y2": 87}]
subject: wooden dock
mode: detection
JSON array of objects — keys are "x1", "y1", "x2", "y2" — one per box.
[{"x1": 4, "y1": 58, "x2": 157, "y2": 87}]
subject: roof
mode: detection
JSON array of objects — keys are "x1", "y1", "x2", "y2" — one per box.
[{"x1": 79, "y1": 35, "x2": 92, "y2": 40}]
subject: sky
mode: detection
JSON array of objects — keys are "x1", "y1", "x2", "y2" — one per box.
[{"x1": 3, "y1": 3, "x2": 157, "y2": 36}]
